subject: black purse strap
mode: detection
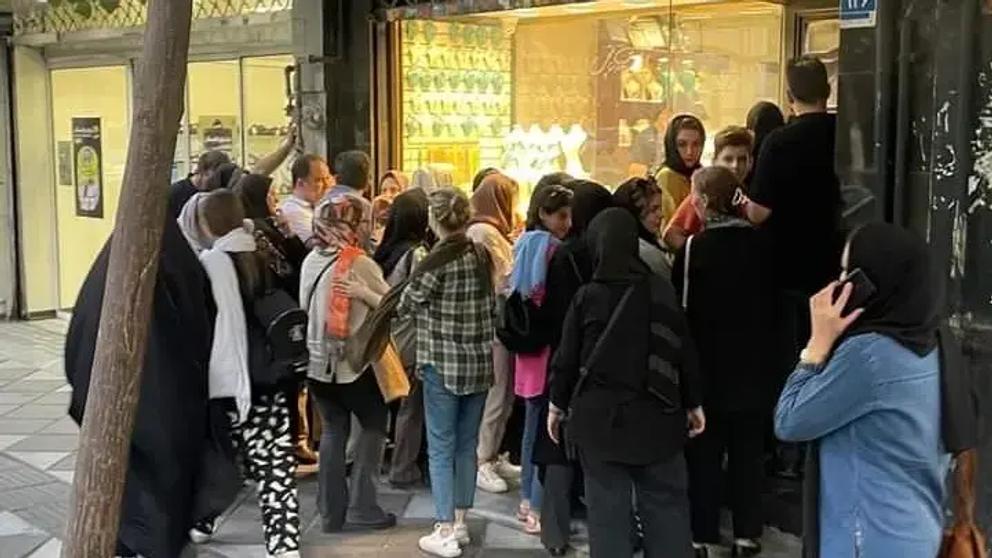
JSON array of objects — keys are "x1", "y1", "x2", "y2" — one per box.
[
  {"x1": 305, "y1": 255, "x2": 338, "y2": 312},
  {"x1": 568, "y1": 285, "x2": 635, "y2": 409}
]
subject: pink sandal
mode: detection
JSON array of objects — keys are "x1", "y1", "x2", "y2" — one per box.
[
  {"x1": 523, "y1": 513, "x2": 542, "y2": 535},
  {"x1": 516, "y1": 502, "x2": 531, "y2": 522}
]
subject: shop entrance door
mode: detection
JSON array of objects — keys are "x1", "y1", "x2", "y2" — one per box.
[{"x1": 50, "y1": 66, "x2": 129, "y2": 310}]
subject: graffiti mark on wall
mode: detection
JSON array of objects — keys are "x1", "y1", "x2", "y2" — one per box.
[{"x1": 967, "y1": 65, "x2": 992, "y2": 216}]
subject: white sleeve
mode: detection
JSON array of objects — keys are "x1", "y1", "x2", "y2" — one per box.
[{"x1": 200, "y1": 250, "x2": 253, "y2": 424}]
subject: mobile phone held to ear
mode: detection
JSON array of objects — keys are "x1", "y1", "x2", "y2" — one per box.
[{"x1": 833, "y1": 268, "x2": 877, "y2": 316}]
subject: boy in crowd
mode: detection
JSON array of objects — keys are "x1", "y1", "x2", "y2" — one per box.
[{"x1": 662, "y1": 125, "x2": 754, "y2": 250}]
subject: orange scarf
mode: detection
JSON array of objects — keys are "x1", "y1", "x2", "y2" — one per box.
[{"x1": 326, "y1": 245, "x2": 364, "y2": 339}]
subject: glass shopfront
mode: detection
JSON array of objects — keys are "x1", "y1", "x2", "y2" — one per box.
[
  {"x1": 49, "y1": 55, "x2": 293, "y2": 309},
  {"x1": 394, "y1": 1, "x2": 838, "y2": 208}
]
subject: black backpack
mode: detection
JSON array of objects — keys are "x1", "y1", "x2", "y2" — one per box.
[
  {"x1": 246, "y1": 288, "x2": 309, "y2": 386},
  {"x1": 496, "y1": 291, "x2": 550, "y2": 355}
]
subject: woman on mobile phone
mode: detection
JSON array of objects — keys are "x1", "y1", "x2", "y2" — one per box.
[{"x1": 775, "y1": 223, "x2": 966, "y2": 558}]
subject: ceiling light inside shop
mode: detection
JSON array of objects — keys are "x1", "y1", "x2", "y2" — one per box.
[{"x1": 629, "y1": 54, "x2": 645, "y2": 71}]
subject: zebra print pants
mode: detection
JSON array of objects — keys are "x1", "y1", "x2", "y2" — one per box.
[{"x1": 231, "y1": 391, "x2": 301, "y2": 555}]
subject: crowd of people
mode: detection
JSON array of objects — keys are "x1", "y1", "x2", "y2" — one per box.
[{"x1": 63, "y1": 54, "x2": 977, "y2": 558}]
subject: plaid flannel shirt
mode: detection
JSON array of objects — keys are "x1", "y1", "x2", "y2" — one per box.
[{"x1": 396, "y1": 249, "x2": 496, "y2": 395}]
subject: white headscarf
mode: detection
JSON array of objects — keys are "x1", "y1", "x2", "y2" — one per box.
[
  {"x1": 177, "y1": 193, "x2": 211, "y2": 253},
  {"x1": 199, "y1": 219, "x2": 257, "y2": 424}
]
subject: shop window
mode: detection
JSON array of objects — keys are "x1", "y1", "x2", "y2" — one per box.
[
  {"x1": 397, "y1": 2, "x2": 786, "y2": 204},
  {"x1": 188, "y1": 60, "x2": 242, "y2": 167},
  {"x1": 243, "y1": 55, "x2": 295, "y2": 196},
  {"x1": 802, "y1": 18, "x2": 840, "y2": 111},
  {"x1": 50, "y1": 66, "x2": 129, "y2": 308}
]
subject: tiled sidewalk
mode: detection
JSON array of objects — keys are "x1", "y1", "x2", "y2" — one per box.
[{"x1": 0, "y1": 320, "x2": 800, "y2": 558}]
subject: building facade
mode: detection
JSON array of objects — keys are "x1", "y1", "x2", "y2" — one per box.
[{"x1": 9, "y1": 0, "x2": 295, "y2": 316}]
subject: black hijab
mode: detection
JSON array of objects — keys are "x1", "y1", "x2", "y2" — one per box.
[
  {"x1": 373, "y1": 187, "x2": 430, "y2": 278},
  {"x1": 747, "y1": 101, "x2": 785, "y2": 158},
  {"x1": 841, "y1": 223, "x2": 938, "y2": 354},
  {"x1": 234, "y1": 173, "x2": 273, "y2": 220},
  {"x1": 588, "y1": 208, "x2": 648, "y2": 283},
  {"x1": 566, "y1": 180, "x2": 614, "y2": 240},
  {"x1": 841, "y1": 222, "x2": 977, "y2": 450},
  {"x1": 663, "y1": 114, "x2": 706, "y2": 178}
]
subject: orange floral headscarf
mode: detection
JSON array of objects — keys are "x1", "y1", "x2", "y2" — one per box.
[{"x1": 314, "y1": 194, "x2": 368, "y2": 339}]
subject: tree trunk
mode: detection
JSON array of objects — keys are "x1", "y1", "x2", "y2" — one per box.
[{"x1": 63, "y1": 1, "x2": 193, "y2": 556}]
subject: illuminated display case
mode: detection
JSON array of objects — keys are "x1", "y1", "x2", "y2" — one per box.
[{"x1": 394, "y1": 1, "x2": 837, "y2": 202}]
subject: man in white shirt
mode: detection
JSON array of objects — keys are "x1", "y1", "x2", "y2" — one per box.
[{"x1": 279, "y1": 153, "x2": 333, "y2": 245}]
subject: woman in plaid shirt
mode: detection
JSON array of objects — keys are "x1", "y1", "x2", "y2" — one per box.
[{"x1": 395, "y1": 187, "x2": 498, "y2": 558}]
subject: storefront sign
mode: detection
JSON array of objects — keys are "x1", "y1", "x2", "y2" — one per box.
[
  {"x1": 839, "y1": 0, "x2": 877, "y2": 29},
  {"x1": 57, "y1": 141, "x2": 73, "y2": 187},
  {"x1": 71, "y1": 117, "x2": 104, "y2": 219}
]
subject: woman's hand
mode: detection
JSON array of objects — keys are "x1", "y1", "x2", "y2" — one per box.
[
  {"x1": 332, "y1": 277, "x2": 371, "y2": 302},
  {"x1": 547, "y1": 403, "x2": 564, "y2": 445},
  {"x1": 687, "y1": 406, "x2": 706, "y2": 438},
  {"x1": 806, "y1": 281, "x2": 865, "y2": 364}
]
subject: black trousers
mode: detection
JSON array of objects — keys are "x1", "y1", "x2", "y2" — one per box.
[
  {"x1": 687, "y1": 411, "x2": 764, "y2": 543},
  {"x1": 540, "y1": 463, "x2": 574, "y2": 549},
  {"x1": 581, "y1": 451, "x2": 693, "y2": 558}
]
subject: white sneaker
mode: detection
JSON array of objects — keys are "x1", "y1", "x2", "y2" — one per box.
[
  {"x1": 453, "y1": 522, "x2": 471, "y2": 546},
  {"x1": 476, "y1": 462, "x2": 509, "y2": 493},
  {"x1": 419, "y1": 523, "x2": 462, "y2": 557},
  {"x1": 494, "y1": 453, "x2": 522, "y2": 480},
  {"x1": 188, "y1": 519, "x2": 215, "y2": 544},
  {"x1": 267, "y1": 552, "x2": 301, "y2": 558}
]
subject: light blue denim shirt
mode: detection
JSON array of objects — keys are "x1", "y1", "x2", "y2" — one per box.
[{"x1": 775, "y1": 333, "x2": 950, "y2": 558}]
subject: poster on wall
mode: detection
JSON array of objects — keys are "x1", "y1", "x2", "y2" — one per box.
[
  {"x1": 57, "y1": 141, "x2": 73, "y2": 187},
  {"x1": 72, "y1": 117, "x2": 104, "y2": 219},
  {"x1": 198, "y1": 115, "x2": 236, "y2": 157}
]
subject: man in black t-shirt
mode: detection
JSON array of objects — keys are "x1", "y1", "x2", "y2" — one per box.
[
  {"x1": 745, "y1": 57, "x2": 842, "y2": 480},
  {"x1": 169, "y1": 150, "x2": 231, "y2": 218},
  {"x1": 747, "y1": 56, "x2": 842, "y2": 296}
]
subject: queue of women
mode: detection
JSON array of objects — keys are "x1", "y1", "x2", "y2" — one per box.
[{"x1": 65, "y1": 56, "x2": 979, "y2": 558}]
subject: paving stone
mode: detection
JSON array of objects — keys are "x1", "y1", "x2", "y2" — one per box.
[
  {"x1": 0, "y1": 437, "x2": 26, "y2": 452},
  {"x1": 21, "y1": 371, "x2": 64, "y2": 383},
  {"x1": 0, "y1": 533, "x2": 48, "y2": 558},
  {"x1": 9, "y1": 504, "x2": 66, "y2": 537},
  {"x1": 30, "y1": 393, "x2": 70, "y2": 407},
  {"x1": 38, "y1": 419, "x2": 76, "y2": 436},
  {"x1": 483, "y1": 522, "x2": 544, "y2": 550},
  {"x1": 25, "y1": 538, "x2": 61, "y2": 558},
  {"x1": 0, "y1": 482, "x2": 70, "y2": 511},
  {"x1": 48, "y1": 472, "x2": 72, "y2": 485},
  {"x1": 0, "y1": 466, "x2": 53, "y2": 493},
  {"x1": 46, "y1": 454, "x2": 75, "y2": 472},
  {"x1": 0, "y1": 369, "x2": 34, "y2": 382},
  {"x1": 4, "y1": 406, "x2": 66, "y2": 421},
  {"x1": 6, "y1": 452, "x2": 69, "y2": 472},
  {"x1": 1, "y1": 381, "x2": 65, "y2": 394},
  {"x1": 0, "y1": 420, "x2": 54, "y2": 435},
  {"x1": 0, "y1": 511, "x2": 45, "y2": 536},
  {"x1": 0, "y1": 393, "x2": 41, "y2": 406},
  {"x1": 7, "y1": 435, "x2": 78, "y2": 453}
]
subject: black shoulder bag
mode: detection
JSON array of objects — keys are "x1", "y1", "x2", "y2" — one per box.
[{"x1": 563, "y1": 285, "x2": 634, "y2": 459}]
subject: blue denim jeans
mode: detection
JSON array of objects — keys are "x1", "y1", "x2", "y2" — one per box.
[
  {"x1": 520, "y1": 396, "x2": 544, "y2": 511},
  {"x1": 422, "y1": 365, "x2": 488, "y2": 522}
]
